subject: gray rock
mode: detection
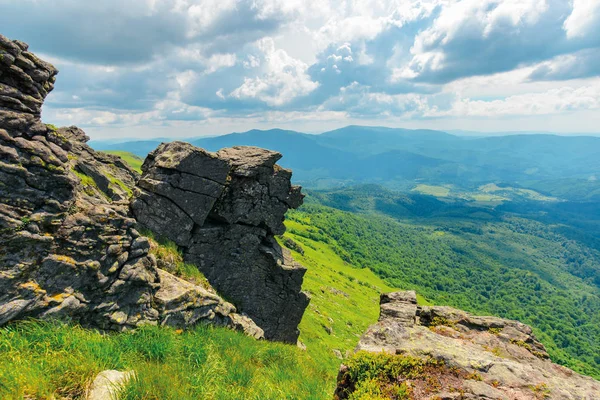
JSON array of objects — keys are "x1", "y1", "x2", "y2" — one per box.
[
  {"x1": 86, "y1": 370, "x2": 134, "y2": 400},
  {"x1": 337, "y1": 291, "x2": 600, "y2": 399},
  {"x1": 131, "y1": 142, "x2": 309, "y2": 343},
  {"x1": 0, "y1": 36, "x2": 267, "y2": 338},
  {"x1": 154, "y1": 269, "x2": 264, "y2": 339}
]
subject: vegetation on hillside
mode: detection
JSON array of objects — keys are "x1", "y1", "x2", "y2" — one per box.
[
  {"x1": 0, "y1": 321, "x2": 328, "y2": 399},
  {"x1": 0, "y1": 214, "x2": 404, "y2": 398},
  {"x1": 102, "y1": 151, "x2": 144, "y2": 173},
  {"x1": 3, "y1": 150, "x2": 598, "y2": 397},
  {"x1": 288, "y1": 192, "x2": 600, "y2": 379}
]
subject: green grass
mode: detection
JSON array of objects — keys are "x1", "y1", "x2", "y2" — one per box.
[
  {"x1": 102, "y1": 151, "x2": 144, "y2": 173},
  {"x1": 72, "y1": 168, "x2": 97, "y2": 188},
  {"x1": 142, "y1": 229, "x2": 212, "y2": 289},
  {"x1": 0, "y1": 321, "x2": 329, "y2": 400},
  {"x1": 0, "y1": 219, "x2": 409, "y2": 398},
  {"x1": 106, "y1": 171, "x2": 134, "y2": 197},
  {"x1": 282, "y1": 217, "x2": 430, "y2": 382},
  {"x1": 287, "y1": 201, "x2": 600, "y2": 379},
  {"x1": 411, "y1": 184, "x2": 451, "y2": 197}
]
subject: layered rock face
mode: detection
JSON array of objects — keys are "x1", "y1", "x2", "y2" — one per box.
[
  {"x1": 131, "y1": 142, "x2": 310, "y2": 343},
  {"x1": 0, "y1": 34, "x2": 262, "y2": 337},
  {"x1": 336, "y1": 291, "x2": 600, "y2": 399}
]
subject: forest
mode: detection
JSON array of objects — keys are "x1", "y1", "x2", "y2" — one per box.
[{"x1": 286, "y1": 186, "x2": 600, "y2": 379}]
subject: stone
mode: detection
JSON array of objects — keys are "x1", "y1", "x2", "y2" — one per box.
[
  {"x1": 0, "y1": 35, "x2": 269, "y2": 338},
  {"x1": 86, "y1": 370, "x2": 134, "y2": 400},
  {"x1": 154, "y1": 269, "x2": 263, "y2": 339},
  {"x1": 131, "y1": 141, "x2": 309, "y2": 343},
  {"x1": 336, "y1": 291, "x2": 600, "y2": 399}
]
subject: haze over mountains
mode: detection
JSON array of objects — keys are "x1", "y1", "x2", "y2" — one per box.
[{"x1": 93, "y1": 126, "x2": 600, "y2": 200}]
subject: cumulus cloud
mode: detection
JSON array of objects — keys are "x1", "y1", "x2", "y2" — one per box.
[
  {"x1": 319, "y1": 82, "x2": 430, "y2": 117},
  {"x1": 399, "y1": 0, "x2": 577, "y2": 83},
  {"x1": 229, "y1": 38, "x2": 319, "y2": 106},
  {"x1": 529, "y1": 49, "x2": 600, "y2": 81},
  {"x1": 0, "y1": 0, "x2": 299, "y2": 65},
  {"x1": 1, "y1": 0, "x2": 599, "y2": 136},
  {"x1": 563, "y1": 0, "x2": 600, "y2": 39},
  {"x1": 432, "y1": 81, "x2": 600, "y2": 117}
]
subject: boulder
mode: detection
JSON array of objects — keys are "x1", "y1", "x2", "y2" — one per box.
[
  {"x1": 86, "y1": 370, "x2": 134, "y2": 400},
  {"x1": 131, "y1": 142, "x2": 310, "y2": 343}
]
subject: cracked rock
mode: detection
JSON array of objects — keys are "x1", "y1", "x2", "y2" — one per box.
[{"x1": 131, "y1": 141, "x2": 310, "y2": 343}]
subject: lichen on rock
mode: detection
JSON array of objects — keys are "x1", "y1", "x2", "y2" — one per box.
[{"x1": 335, "y1": 290, "x2": 600, "y2": 399}]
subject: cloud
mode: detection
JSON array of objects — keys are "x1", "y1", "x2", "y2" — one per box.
[
  {"x1": 434, "y1": 81, "x2": 600, "y2": 117},
  {"x1": 2, "y1": 0, "x2": 600, "y2": 137},
  {"x1": 399, "y1": 0, "x2": 580, "y2": 83},
  {"x1": 319, "y1": 82, "x2": 430, "y2": 117},
  {"x1": 0, "y1": 0, "x2": 296, "y2": 65},
  {"x1": 229, "y1": 38, "x2": 319, "y2": 106},
  {"x1": 529, "y1": 49, "x2": 600, "y2": 81},
  {"x1": 563, "y1": 0, "x2": 600, "y2": 39}
]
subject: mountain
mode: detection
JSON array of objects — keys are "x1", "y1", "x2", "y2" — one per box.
[
  {"x1": 94, "y1": 139, "x2": 164, "y2": 158},
  {"x1": 92, "y1": 126, "x2": 600, "y2": 200},
  {"x1": 2, "y1": 35, "x2": 600, "y2": 399},
  {"x1": 315, "y1": 125, "x2": 458, "y2": 156},
  {"x1": 294, "y1": 186, "x2": 600, "y2": 379}
]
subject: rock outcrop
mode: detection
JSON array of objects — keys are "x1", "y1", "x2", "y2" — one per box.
[
  {"x1": 335, "y1": 291, "x2": 600, "y2": 399},
  {"x1": 0, "y1": 34, "x2": 262, "y2": 338},
  {"x1": 131, "y1": 142, "x2": 310, "y2": 343}
]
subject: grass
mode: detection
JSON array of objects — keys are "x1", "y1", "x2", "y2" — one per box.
[
  {"x1": 0, "y1": 321, "x2": 329, "y2": 400},
  {"x1": 106, "y1": 171, "x2": 133, "y2": 197},
  {"x1": 0, "y1": 217, "x2": 426, "y2": 398},
  {"x1": 336, "y1": 351, "x2": 454, "y2": 399},
  {"x1": 102, "y1": 151, "x2": 144, "y2": 173},
  {"x1": 142, "y1": 229, "x2": 211, "y2": 289},
  {"x1": 411, "y1": 184, "x2": 451, "y2": 197},
  {"x1": 282, "y1": 217, "x2": 430, "y2": 383},
  {"x1": 72, "y1": 168, "x2": 97, "y2": 188}
]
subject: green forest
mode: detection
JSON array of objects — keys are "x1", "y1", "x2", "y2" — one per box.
[{"x1": 288, "y1": 187, "x2": 600, "y2": 379}]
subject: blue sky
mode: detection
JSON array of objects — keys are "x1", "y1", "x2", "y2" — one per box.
[{"x1": 1, "y1": 0, "x2": 600, "y2": 138}]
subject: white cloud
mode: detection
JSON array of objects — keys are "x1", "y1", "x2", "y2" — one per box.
[
  {"x1": 434, "y1": 80, "x2": 600, "y2": 117},
  {"x1": 2, "y1": 0, "x2": 600, "y2": 137},
  {"x1": 563, "y1": 0, "x2": 600, "y2": 38},
  {"x1": 229, "y1": 38, "x2": 319, "y2": 106}
]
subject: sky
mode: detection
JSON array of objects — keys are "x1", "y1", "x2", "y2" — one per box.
[{"x1": 1, "y1": 0, "x2": 600, "y2": 139}]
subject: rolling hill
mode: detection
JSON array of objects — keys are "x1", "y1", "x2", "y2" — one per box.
[{"x1": 91, "y1": 126, "x2": 600, "y2": 198}]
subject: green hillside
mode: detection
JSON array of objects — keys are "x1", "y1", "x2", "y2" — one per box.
[
  {"x1": 102, "y1": 150, "x2": 144, "y2": 173},
  {"x1": 291, "y1": 195, "x2": 600, "y2": 379},
  {"x1": 0, "y1": 216, "x2": 402, "y2": 398}
]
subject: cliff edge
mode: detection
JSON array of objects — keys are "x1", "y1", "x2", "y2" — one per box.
[{"x1": 335, "y1": 291, "x2": 600, "y2": 399}]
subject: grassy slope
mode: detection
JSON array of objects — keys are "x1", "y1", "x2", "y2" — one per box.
[
  {"x1": 0, "y1": 220, "x2": 408, "y2": 399},
  {"x1": 288, "y1": 202, "x2": 600, "y2": 379},
  {"x1": 102, "y1": 151, "x2": 144, "y2": 173}
]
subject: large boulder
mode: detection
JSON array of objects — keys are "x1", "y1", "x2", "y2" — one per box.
[
  {"x1": 0, "y1": 34, "x2": 262, "y2": 338},
  {"x1": 131, "y1": 142, "x2": 310, "y2": 343},
  {"x1": 335, "y1": 291, "x2": 600, "y2": 399}
]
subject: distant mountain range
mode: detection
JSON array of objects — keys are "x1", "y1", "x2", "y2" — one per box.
[{"x1": 92, "y1": 125, "x2": 600, "y2": 200}]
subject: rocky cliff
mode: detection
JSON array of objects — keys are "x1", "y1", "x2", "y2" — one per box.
[
  {"x1": 131, "y1": 142, "x2": 310, "y2": 343},
  {"x1": 335, "y1": 291, "x2": 600, "y2": 399},
  {"x1": 0, "y1": 34, "x2": 313, "y2": 339}
]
